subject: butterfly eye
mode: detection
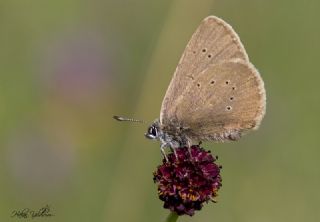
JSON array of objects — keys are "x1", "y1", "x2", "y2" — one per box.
[
  {"x1": 145, "y1": 126, "x2": 158, "y2": 139},
  {"x1": 151, "y1": 126, "x2": 157, "y2": 136}
]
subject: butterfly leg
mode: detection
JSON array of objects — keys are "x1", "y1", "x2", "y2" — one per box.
[
  {"x1": 160, "y1": 144, "x2": 168, "y2": 162},
  {"x1": 186, "y1": 140, "x2": 193, "y2": 158},
  {"x1": 170, "y1": 146, "x2": 178, "y2": 159}
]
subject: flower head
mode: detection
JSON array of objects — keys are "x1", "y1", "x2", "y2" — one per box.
[{"x1": 153, "y1": 145, "x2": 222, "y2": 216}]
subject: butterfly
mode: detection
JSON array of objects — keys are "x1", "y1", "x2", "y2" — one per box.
[{"x1": 115, "y1": 16, "x2": 266, "y2": 160}]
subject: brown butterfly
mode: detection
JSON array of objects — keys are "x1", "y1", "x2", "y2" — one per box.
[{"x1": 115, "y1": 16, "x2": 266, "y2": 160}]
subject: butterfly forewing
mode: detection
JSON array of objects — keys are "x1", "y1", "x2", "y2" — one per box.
[{"x1": 160, "y1": 16, "x2": 249, "y2": 125}]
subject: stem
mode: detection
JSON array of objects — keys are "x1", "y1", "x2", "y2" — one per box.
[{"x1": 165, "y1": 212, "x2": 179, "y2": 222}]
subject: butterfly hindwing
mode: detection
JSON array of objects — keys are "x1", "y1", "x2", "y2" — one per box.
[{"x1": 169, "y1": 59, "x2": 266, "y2": 142}]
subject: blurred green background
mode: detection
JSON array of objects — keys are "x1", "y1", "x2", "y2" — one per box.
[{"x1": 1, "y1": 0, "x2": 319, "y2": 221}]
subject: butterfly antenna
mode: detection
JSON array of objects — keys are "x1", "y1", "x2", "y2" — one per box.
[{"x1": 113, "y1": 115, "x2": 145, "y2": 123}]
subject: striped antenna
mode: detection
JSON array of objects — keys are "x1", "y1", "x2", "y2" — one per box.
[{"x1": 113, "y1": 115, "x2": 145, "y2": 123}]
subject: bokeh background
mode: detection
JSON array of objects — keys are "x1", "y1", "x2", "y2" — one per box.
[{"x1": 1, "y1": 0, "x2": 319, "y2": 221}]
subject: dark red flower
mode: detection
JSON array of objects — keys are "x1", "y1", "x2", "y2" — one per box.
[{"x1": 153, "y1": 145, "x2": 222, "y2": 216}]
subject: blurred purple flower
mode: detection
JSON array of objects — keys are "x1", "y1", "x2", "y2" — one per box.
[{"x1": 40, "y1": 29, "x2": 114, "y2": 104}]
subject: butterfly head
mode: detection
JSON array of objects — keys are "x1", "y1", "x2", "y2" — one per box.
[
  {"x1": 144, "y1": 124, "x2": 159, "y2": 140},
  {"x1": 145, "y1": 123, "x2": 160, "y2": 140}
]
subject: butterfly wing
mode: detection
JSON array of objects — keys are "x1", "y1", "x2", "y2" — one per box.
[
  {"x1": 160, "y1": 16, "x2": 250, "y2": 125},
  {"x1": 165, "y1": 59, "x2": 265, "y2": 142}
]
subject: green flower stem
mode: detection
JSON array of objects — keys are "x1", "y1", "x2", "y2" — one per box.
[{"x1": 165, "y1": 212, "x2": 179, "y2": 222}]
